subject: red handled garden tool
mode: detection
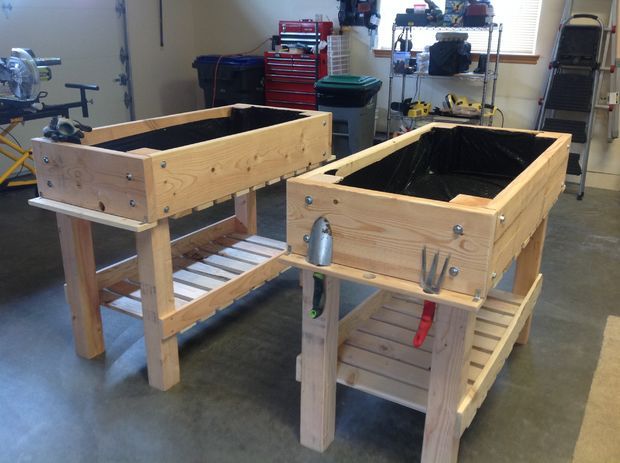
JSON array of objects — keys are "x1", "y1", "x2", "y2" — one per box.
[{"x1": 414, "y1": 247, "x2": 450, "y2": 348}]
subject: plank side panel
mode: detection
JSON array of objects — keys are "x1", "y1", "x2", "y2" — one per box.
[
  {"x1": 82, "y1": 106, "x2": 234, "y2": 145},
  {"x1": 337, "y1": 363, "x2": 428, "y2": 413},
  {"x1": 339, "y1": 344, "x2": 431, "y2": 390},
  {"x1": 32, "y1": 139, "x2": 152, "y2": 222},
  {"x1": 287, "y1": 178, "x2": 496, "y2": 296},
  {"x1": 152, "y1": 113, "x2": 331, "y2": 218},
  {"x1": 344, "y1": 331, "x2": 432, "y2": 370}
]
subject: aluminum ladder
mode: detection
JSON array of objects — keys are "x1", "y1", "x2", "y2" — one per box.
[{"x1": 536, "y1": 0, "x2": 618, "y2": 200}]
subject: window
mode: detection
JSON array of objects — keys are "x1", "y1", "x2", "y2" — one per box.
[{"x1": 376, "y1": 0, "x2": 543, "y2": 55}]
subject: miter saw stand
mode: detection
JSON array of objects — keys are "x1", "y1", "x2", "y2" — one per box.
[{"x1": 0, "y1": 48, "x2": 98, "y2": 189}]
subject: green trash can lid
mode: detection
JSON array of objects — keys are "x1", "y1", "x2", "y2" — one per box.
[{"x1": 315, "y1": 75, "x2": 381, "y2": 91}]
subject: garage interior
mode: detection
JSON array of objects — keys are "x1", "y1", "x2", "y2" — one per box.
[{"x1": 0, "y1": 1, "x2": 619, "y2": 462}]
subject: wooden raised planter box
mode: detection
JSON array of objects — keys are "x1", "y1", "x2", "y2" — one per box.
[
  {"x1": 282, "y1": 123, "x2": 570, "y2": 462},
  {"x1": 29, "y1": 104, "x2": 332, "y2": 391}
]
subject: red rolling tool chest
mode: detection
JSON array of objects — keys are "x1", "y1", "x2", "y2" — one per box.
[{"x1": 264, "y1": 20, "x2": 333, "y2": 111}]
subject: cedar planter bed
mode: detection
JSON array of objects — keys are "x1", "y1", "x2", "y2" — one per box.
[
  {"x1": 282, "y1": 123, "x2": 570, "y2": 462},
  {"x1": 29, "y1": 104, "x2": 332, "y2": 390}
]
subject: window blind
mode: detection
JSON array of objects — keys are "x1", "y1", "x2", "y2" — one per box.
[{"x1": 377, "y1": 0, "x2": 543, "y2": 55}]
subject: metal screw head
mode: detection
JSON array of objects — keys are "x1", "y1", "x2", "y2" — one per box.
[
  {"x1": 491, "y1": 272, "x2": 497, "y2": 279},
  {"x1": 160, "y1": 160, "x2": 167, "y2": 168},
  {"x1": 322, "y1": 121, "x2": 327, "y2": 126},
  {"x1": 303, "y1": 234, "x2": 310, "y2": 243},
  {"x1": 163, "y1": 206, "x2": 170, "y2": 213},
  {"x1": 129, "y1": 199, "x2": 136, "y2": 207},
  {"x1": 473, "y1": 289, "x2": 482, "y2": 302},
  {"x1": 304, "y1": 195, "x2": 313, "y2": 205},
  {"x1": 126, "y1": 173, "x2": 133, "y2": 181},
  {"x1": 46, "y1": 180, "x2": 53, "y2": 188},
  {"x1": 449, "y1": 266, "x2": 460, "y2": 277},
  {"x1": 453, "y1": 224, "x2": 464, "y2": 236},
  {"x1": 499, "y1": 214, "x2": 506, "y2": 223},
  {"x1": 42, "y1": 156, "x2": 49, "y2": 164}
]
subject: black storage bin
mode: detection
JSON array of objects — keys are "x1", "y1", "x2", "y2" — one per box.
[
  {"x1": 193, "y1": 55, "x2": 265, "y2": 107},
  {"x1": 429, "y1": 41, "x2": 472, "y2": 76}
]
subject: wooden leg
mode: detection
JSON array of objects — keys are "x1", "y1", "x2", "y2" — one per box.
[
  {"x1": 136, "y1": 219, "x2": 180, "y2": 391},
  {"x1": 234, "y1": 190, "x2": 257, "y2": 234},
  {"x1": 514, "y1": 218, "x2": 548, "y2": 345},
  {"x1": 56, "y1": 213, "x2": 105, "y2": 359},
  {"x1": 422, "y1": 305, "x2": 475, "y2": 463},
  {"x1": 299, "y1": 269, "x2": 340, "y2": 452}
]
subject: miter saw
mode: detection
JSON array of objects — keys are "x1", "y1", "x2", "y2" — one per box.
[{"x1": 0, "y1": 47, "x2": 99, "y2": 189}]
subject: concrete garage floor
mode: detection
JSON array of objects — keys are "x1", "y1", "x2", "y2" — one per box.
[{"x1": 0, "y1": 184, "x2": 618, "y2": 463}]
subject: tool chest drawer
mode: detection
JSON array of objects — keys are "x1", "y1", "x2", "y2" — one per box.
[
  {"x1": 279, "y1": 20, "x2": 333, "y2": 49},
  {"x1": 266, "y1": 89, "x2": 316, "y2": 106}
]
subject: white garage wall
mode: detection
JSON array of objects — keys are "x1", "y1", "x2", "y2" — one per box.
[
  {"x1": 0, "y1": 0, "x2": 128, "y2": 174},
  {"x1": 0, "y1": 0, "x2": 201, "y2": 179},
  {"x1": 1, "y1": 1, "x2": 617, "y2": 190},
  {"x1": 125, "y1": 0, "x2": 199, "y2": 119},
  {"x1": 192, "y1": 0, "x2": 620, "y2": 190}
]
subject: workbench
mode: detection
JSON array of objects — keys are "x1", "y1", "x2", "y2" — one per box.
[
  {"x1": 282, "y1": 123, "x2": 570, "y2": 462},
  {"x1": 28, "y1": 104, "x2": 332, "y2": 391}
]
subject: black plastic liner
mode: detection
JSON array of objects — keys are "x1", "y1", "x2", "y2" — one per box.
[
  {"x1": 96, "y1": 106, "x2": 304, "y2": 152},
  {"x1": 340, "y1": 126, "x2": 555, "y2": 202}
]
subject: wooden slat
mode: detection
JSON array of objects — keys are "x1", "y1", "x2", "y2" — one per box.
[
  {"x1": 483, "y1": 297, "x2": 521, "y2": 316},
  {"x1": 173, "y1": 269, "x2": 225, "y2": 290},
  {"x1": 280, "y1": 254, "x2": 483, "y2": 312},
  {"x1": 30, "y1": 198, "x2": 155, "y2": 232},
  {"x1": 216, "y1": 237, "x2": 282, "y2": 258},
  {"x1": 458, "y1": 274, "x2": 543, "y2": 435},
  {"x1": 104, "y1": 295, "x2": 144, "y2": 318},
  {"x1": 474, "y1": 319, "x2": 506, "y2": 339},
  {"x1": 338, "y1": 290, "x2": 388, "y2": 345},
  {"x1": 96, "y1": 216, "x2": 238, "y2": 290},
  {"x1": 202, "y1": 253, "x2": 254, "y2": 274},
  {"x1": 181, "y1": 260, "x2": 238, "y2": 280},
  {"x1": 358, "y1": 319, "x2": 433, "y2": 352},
  {"x1": 172, "y1": 281, "x2": 207, "y2": 300},
  {"x1": 339, "y1": 344, "x2": 430, "y2": 390},
  {"x1": 200, "y1": 243, "x2": 268, "y2": 265},
  {"x1": 337, "y1": 362, "x2": 428, "y2": 413},
  {"x1": 472, "y1": 333, "x2": 499, "y2": 353},
  {"x1": 232, "y1": 234, "x2": 287, "y2": 250},
  {"x1": 383, "y1": 297, "x2": 424, "y2": 316},
  {"x1": 344, "y1": 331, "x2": 432, "y2": 370},
  {"x1": 159, "y1": 254, "x2": 287, "y2": 338},
  {"x1": 469, "y1": 348, "x2": 491, "y2": 368},
  {"x1": 476, "y1": 308, "x2": 512, "y2": 328},
  {"x1": 372, "y1": 306, "x2": 435, "y2": 335}
]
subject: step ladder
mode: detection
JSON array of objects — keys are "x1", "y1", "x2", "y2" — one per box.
[{"x1": 536, "y1": 0, "x2": 618, "y2": 200}]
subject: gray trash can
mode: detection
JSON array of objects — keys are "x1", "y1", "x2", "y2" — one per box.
[{"x1": 316, "y1": 75, "x2": 382, "y2": 154}]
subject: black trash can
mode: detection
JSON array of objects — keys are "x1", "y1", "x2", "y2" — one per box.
[{"x1": 193, "y1": 55, "x2": 265, "y2": 108}]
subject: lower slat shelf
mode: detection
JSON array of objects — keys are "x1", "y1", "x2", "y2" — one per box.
[
  {"x1": 296, "y1": 277, "x2": 542, "y2": 424},
  {"x1": 100, "y1": 233, "x2": 287, "y2": 326}
]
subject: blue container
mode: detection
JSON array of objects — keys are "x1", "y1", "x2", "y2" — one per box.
[{"x1": 192, "y1": 55, "x2": 264, "y2": 107}]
